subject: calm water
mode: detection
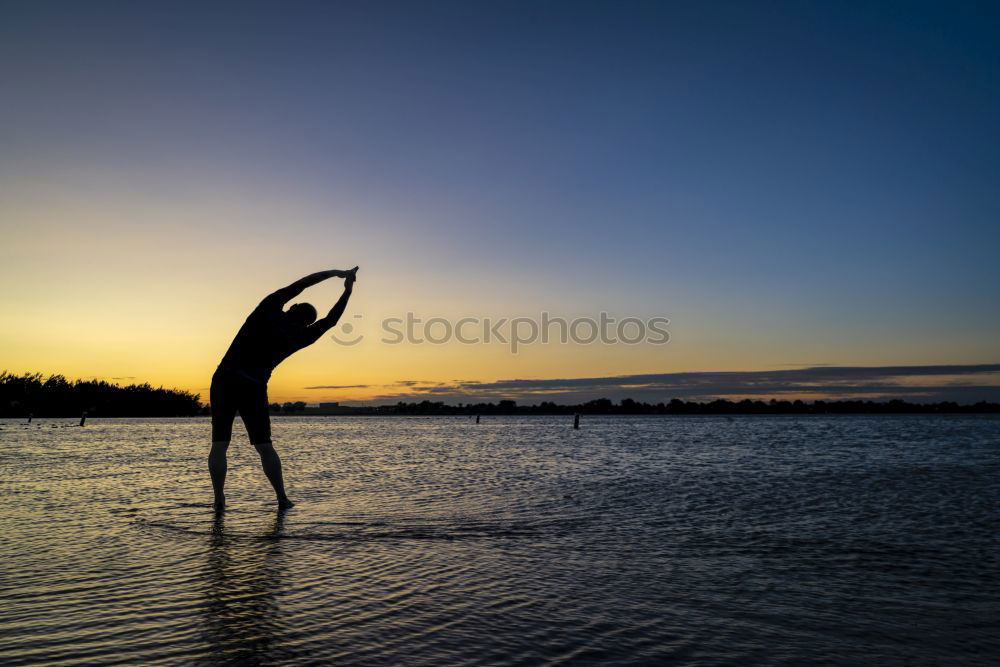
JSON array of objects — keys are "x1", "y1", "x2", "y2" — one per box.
[{"x1": 1, "y1": 415, "x2": 998, "y2": 665}]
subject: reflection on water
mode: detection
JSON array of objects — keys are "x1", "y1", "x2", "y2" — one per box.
[
  {"x1": 203, "y1": 511, "x2": 287, "y2": 665},
  {"x1": 1, "y1": 415, "x2": 999, "y2": 665}
]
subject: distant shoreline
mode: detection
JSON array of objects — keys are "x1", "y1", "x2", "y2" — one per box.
[
  {"x1": 5, "y1": 371, "x2": 997, "y2": 418},
  {"x1": 5, "y1": 412, "x2": 1000, "y2": 421},
  {"x1": 272, "y1": 398, "x2": 1000, "y2": 417}
]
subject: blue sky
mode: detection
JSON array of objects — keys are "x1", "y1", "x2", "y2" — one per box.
[{"x1": 2, "y1": 1, "x2": 998, "y2": 402}]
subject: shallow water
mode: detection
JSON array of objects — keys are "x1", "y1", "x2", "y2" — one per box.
[{"x1": 1, "y1": 415, "x2": 998, "y2": 665}]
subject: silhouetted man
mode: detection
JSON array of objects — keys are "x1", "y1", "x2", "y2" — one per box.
[{"x1": 210, "y1": 267, "x2": 358, "y2": 510}]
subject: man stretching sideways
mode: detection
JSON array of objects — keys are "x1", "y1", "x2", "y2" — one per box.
[{"x1": 209, "y1": 267, "x2": 358, "y2": 510}]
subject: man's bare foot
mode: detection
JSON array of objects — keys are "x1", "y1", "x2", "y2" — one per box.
[
  {"x1": 278, "y1": 497, "x2": 295, "y2": 510},
  {"x1": 214, "y1": 495, "x2": 226, "y2": 512}
]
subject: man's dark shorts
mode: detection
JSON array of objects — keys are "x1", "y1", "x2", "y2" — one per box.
[{"x1": 210, "y1": 367, "x2": 271, "y2": 444}]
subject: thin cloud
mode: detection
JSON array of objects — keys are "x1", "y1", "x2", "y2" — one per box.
[
  {"x1": 304, "y1": 379, "x2": 446, "y2": 391},
  {"x1": 305, "y1": 384, "x2": 371, "y2": 390}
]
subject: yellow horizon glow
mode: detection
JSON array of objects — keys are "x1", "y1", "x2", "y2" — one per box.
[{"x1": 3, "y1": 177, "x2": 998, "y2": 405}]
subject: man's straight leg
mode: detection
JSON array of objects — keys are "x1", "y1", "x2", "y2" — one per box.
[
  {"x1": 208, "y1": 440, "x2": 230, "y2": 510},
  {"x1": 209, "y1": 373, "x2": 237, "y2": 511}
]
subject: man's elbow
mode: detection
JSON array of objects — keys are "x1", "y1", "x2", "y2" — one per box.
[{"x1": 311, "y1": 317, "x2": 335, "y2": 334}]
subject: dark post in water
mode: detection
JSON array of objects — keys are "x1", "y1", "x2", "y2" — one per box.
[
  {"x1": 574, "y1": 414, "x2": 580, "y2": 429},
  {"x1": 79, "y1": 411, "x2": 87, "y2": 427}
]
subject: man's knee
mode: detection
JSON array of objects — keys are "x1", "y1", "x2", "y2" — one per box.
[
  {"x1": 210, "y1": 440, "x2": 230, "y2": 455},
  {"x1": 252, "y1": 440, "x2": 275, "y2": 456}
]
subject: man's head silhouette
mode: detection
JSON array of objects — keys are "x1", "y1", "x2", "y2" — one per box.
[{"x1": 286, "y1": 302, "x2": 318, "y2": 326}]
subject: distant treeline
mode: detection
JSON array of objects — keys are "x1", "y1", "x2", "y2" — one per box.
[
  {"x1": 1, "y1": 371, "x2": 203, "y2": 417},
  {"x1": 308, "y1": 397, "x2": 1000, "y2": 416}
]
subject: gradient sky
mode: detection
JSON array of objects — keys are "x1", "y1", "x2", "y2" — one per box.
[{"x1": 2, "y1": 1, "x2": 998, "y2": 404}]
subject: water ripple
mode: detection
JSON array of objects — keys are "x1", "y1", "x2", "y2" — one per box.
[{"x1": 1, "y1": 415, "x2": 999, "y2": 665}]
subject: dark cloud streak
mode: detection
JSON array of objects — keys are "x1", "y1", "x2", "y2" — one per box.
[{"x1": 361, "y1": 364, "x2": 1000, "y2": 404}]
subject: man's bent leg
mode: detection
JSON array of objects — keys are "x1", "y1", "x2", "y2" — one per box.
[
  {"x1": 253, "y1": 441, "x2": 293, "y2": 508},
  {"x1": 240, "y1": 381, "x2": 292, "y2": 508}
]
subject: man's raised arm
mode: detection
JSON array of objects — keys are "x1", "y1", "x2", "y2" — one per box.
[
  {"x1": 306, "y1": 273, "x2": 356, "y2": 338},
  {"x1": 262, "y1": 267, "x2": 358, "y2": 308}
]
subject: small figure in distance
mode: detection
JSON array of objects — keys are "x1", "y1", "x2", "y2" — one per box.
[{"x1": 209, "y1": 266, "x2": 358, "y2": 511}]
